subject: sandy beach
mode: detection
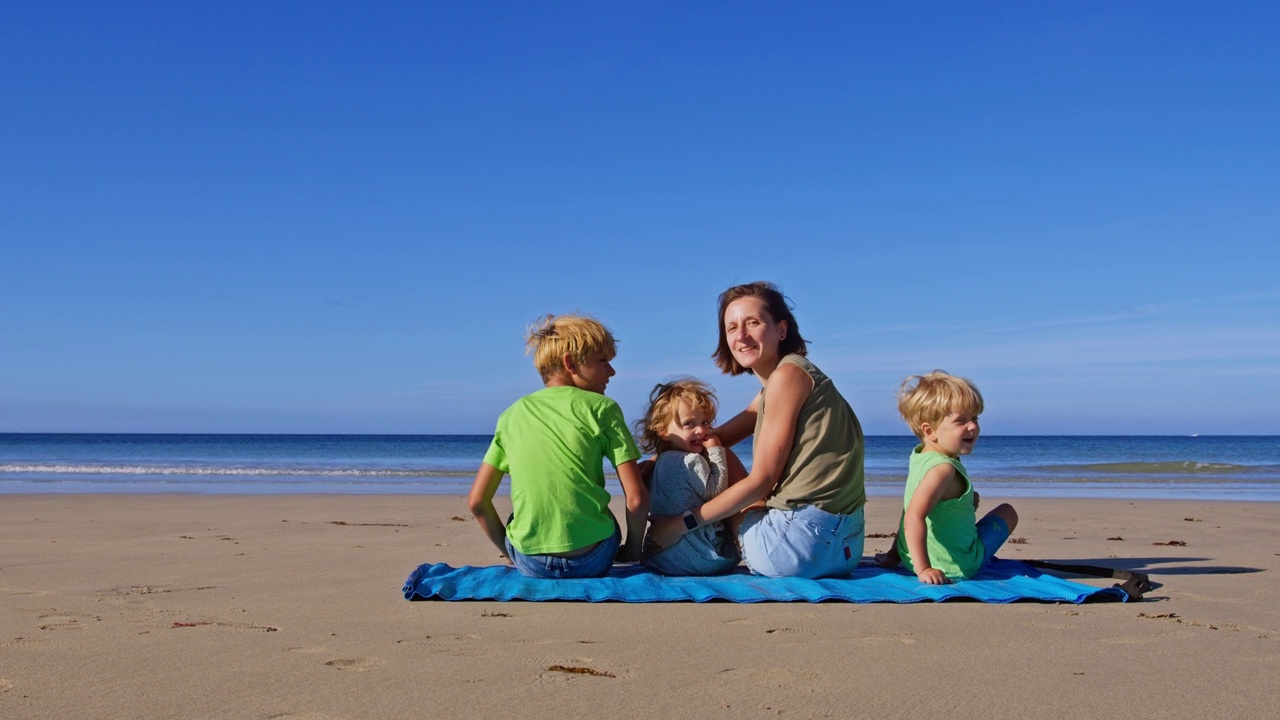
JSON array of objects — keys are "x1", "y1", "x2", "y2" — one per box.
[{"x1": 2, "y1": 494, "x2": 1277, "y2": 719}]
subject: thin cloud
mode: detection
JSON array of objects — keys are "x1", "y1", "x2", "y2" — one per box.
[
  {"x1": 822, "y1": 323, "x2": 1280, "y2": 375},
  {"x1": 986, "y1": 290, "x2": 1280, "y2": 335}
]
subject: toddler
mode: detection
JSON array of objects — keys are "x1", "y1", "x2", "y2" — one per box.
[
  {"x1": 885, "y1": 371, "x2": 1019, "y2": 584},
  {"x1": 636, "y1": 379, "x2": 741, "y2": 575}
]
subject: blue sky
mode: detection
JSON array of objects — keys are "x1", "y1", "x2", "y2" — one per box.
[{"x1": 2, "y1": 2, "x2": 1277, "y2": 435}]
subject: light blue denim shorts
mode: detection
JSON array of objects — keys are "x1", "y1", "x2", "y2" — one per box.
[
  {"x1": 738, "y1": 504, "x2": 865, "y2": 579},
  {"x1": 505, "y1": 526, "x2": 620, "y2": 579}
]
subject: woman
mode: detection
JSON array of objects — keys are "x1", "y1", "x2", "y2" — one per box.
[{"x1": 649, "y1": 282, "x2": 866, "y2": 578}]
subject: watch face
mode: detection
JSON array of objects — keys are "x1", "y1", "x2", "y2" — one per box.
[{"x1": 683, "y1": 512, "x2": 698, "y2": 530}]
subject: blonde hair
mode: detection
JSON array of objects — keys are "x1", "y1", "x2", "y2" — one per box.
[
  {"x1": 525, "y1": 313, "x2": 617, "y2": 383},
  {"x1": 897, "y1": 370, "x2": 984, "y2": 439},
  {"x1": 634, "y1": 378, "x2": 718, "y2": 454}
]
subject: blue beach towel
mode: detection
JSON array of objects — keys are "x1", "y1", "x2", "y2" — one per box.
[{"x1": 403, "y1": 558, "x2": 1129, "y2": 603}]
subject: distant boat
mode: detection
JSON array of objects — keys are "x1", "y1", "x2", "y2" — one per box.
[{"x1": 1190, "y1": 433, "x2": 1200, "y2": 438}]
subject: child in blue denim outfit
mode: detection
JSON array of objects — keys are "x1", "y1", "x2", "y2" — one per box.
[{"x1": 636, "y1": 379, "x2": 742, "y2": 575}]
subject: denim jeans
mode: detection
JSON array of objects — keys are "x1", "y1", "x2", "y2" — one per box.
[{"x1": 505, "y1": 526, "x2": 621, "y2": 579}]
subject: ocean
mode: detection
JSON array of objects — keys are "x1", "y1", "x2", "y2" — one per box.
[{"x1": 1, "y1": 434, "x2": 1277, "y2": 501}]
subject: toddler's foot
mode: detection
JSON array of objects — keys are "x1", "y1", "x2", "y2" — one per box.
[{"x1": 874, "y1": 548, "x2": 901, "y2": 569}]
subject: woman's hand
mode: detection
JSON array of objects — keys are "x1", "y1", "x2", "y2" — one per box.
[{"x1": 647, "y1": 514, "x2": 687, "y2": 550}]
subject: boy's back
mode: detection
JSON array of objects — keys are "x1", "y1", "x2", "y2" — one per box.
[
  {"x1": 485, "y1": 385, "x2": 639, "y2": 556},
  {"x1": 468, "y1": 311, "x2": 649, "y2": 577}
]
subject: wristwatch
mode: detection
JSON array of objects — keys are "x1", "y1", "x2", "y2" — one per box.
[{"x1": 681, "y1": 511, "x2": 699, "y2": 530}]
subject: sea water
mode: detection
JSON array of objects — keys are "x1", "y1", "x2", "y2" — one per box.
[{"x1": 1, "y1": 434, "x2": 1277, "y2": 501}]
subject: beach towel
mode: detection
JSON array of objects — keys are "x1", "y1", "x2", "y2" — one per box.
[{"x1": 402, "y1": 558, "x2": 1131, "y2": 603}]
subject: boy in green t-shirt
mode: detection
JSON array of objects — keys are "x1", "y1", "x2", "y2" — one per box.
[
  {"x1": 468, "y1": 313, "x2": 649, "y2": 578},
  {"x1": 878, "y1": 371, "x2": 1019, "y2": 584}
]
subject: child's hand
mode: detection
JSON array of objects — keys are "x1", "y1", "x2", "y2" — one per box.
[
  {"x1": 973, "y1": 491, "x2": 980, "y2": 510},
  {"x1": 916, "y1": 567, "x2": 951, "y2": 585},
  {"x1": 703, "y1": 433, "x2": 722, "y2": 448}
]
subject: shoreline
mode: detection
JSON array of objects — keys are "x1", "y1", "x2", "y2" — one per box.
[
  {"x1": 3, "y1": 494, "x2": 1277, "y2": 718},
  {"x1": 6, "y1": 483, "x2": 1280, "y2": 502}
]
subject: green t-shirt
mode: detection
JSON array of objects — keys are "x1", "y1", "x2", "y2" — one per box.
[
  {"x1": 483, "y1": 386, "x2": 641, "y2": 556},
  {"x1": 894, "y1": 445, "x2": 984, "y2": 579}
]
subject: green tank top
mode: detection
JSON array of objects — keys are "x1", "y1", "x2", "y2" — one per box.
[
  {"x1": 755, "y1": 354, "x2": 866, "y2": 515},
  {"x1": 894, "y1": 446, "x2": 984, "y2": 579}
]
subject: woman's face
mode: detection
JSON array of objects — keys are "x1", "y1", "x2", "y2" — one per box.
[{"x1": 723, "y1": 296, "x2": 786, "y2": 372}]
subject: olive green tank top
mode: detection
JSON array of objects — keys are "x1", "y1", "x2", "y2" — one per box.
[{"x1": 755, "y1": 354, "x2": 866, "y2": 515}]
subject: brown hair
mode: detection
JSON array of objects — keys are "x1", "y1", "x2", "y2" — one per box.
[
  {"x1": 525, "y1": 313, "x2": 617, "y2": 383},
  {"x1": 712, "y1": 281, "x2": 808, "y2": 376},
  {"x1": 634, "y1": 378, "x2": 718, "y2": 455},
  {"x1": 897, "y1": 370, "x2": 984, "y2": 439}
]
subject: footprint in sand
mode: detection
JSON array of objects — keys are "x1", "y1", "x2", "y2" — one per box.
[
  {"x1": 511, "y1": 637, "x2": 556, "y2": 646},
  {"x1": 764, "y1": 627, "x2": 816, "y2": 635},
  {"x1": 704, "y1": 666, "x2": 811, "y2": 692},
  {"x1": 856, "y1": 633, "x2": 917, "y2": 646},
  {"x1": 38, "y1": 612, "x2": 100, "y2": 630},
  {"x1": 325, "y1": 657, "x2": 381, "y2": 672},
  {"x1": 393, "y1": 634, "x2": 482, "y2": 657},
  {"x1": 1098, "y1": 635, "x2": 1150, "y2": 645},
  {"x1": 285, "y1": 645, "x2": 330, "y2": 655}
]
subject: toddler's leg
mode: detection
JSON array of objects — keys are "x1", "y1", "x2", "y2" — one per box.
[
  {"x1": 976, "y1": 503, "x2": 1018, "y2": 564},
  {"x1": 986, "y1": 503, "x2": 1018, "y2": 533}
]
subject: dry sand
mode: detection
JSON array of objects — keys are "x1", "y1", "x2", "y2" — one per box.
[{"x1": 2, "y1": 494, "x2": 1277, "y2": 719}]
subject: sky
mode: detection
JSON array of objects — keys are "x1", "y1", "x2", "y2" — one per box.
[{"x1": 2, "y1": 2, "x2": 1278, "y2": 436}]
